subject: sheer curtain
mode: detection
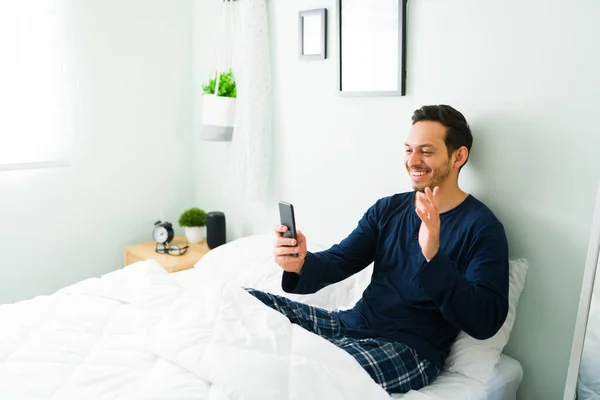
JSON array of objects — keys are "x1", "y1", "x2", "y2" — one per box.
[
  {"x1": 231, "y1": 0, "x2": 273, "y2": 202},
  {"x1": 0, "y1": 0, "x2": 77, "y2": 171}
]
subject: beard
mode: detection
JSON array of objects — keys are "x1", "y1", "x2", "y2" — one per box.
[{"x1": 412, "y1": 161, "x2": 452, "y2": 192}]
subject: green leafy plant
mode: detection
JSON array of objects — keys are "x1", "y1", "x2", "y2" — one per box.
[
  {"x1": 178, "y1": 207, "x2": 208, "y2": 227},
  {"x1": 202, "y1": 69, "x2": 237, "y2": 98}
]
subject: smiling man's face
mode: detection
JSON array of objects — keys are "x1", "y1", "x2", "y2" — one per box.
[{"x1": 404, "y1": 121, "x2": 453, "y2": 193}]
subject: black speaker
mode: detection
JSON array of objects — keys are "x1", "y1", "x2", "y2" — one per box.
[{"x1": 206, "y1": 211, "x2": 226, "y2": 249}]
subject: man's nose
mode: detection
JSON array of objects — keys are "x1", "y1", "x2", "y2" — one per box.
[{"x1": 407, "y1": 152, "x2": 421, "y2": 167}]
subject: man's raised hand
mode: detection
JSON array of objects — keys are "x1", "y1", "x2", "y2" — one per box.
[{"x1": 415, "y1": 187, "x2": 441, "y2": 262}]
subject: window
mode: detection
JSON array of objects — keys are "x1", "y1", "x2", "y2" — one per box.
[{"x1": 0, "y1": 1, "x2": 73, "y2": 171}]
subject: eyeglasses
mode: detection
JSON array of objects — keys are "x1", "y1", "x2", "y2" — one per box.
[{"x1": 155, "y1": 242, "x2": 189, "y2": 256}]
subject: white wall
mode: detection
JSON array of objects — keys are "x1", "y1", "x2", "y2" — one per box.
[
  {"x1": 0, "y1": 0, "x2": 195, "y2": 304},
  {"x1": 194, "y1": 0, "x2": 600, "y2": 398}
]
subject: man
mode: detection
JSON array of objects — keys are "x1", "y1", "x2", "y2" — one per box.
[{"x1": 247, "y1": 105, "x2": 509, "y2": 394}]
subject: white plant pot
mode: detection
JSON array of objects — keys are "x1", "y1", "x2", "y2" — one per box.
[
  {"x1": 184, "y1": 226, "x2": 206, "y2": 244},
  {"x1": 201, "y1": 94, "x2": 237, "y2": 141}
]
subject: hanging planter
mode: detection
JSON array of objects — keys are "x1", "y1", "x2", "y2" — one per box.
[
  {"x1": 199, "y1": 0, "x2": 239, "y2": 142},
  {"x1": 201, "y1": 69, "x2": 237, "y2": 141}
]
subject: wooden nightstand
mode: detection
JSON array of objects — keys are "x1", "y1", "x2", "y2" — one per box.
[{"x1": 124, "y1": 236, "x2": 210, "y2": 273}]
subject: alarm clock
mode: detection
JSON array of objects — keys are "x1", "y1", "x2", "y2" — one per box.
[{"x1": 152, "y1": 221, "x2": 174, "y2": 244}]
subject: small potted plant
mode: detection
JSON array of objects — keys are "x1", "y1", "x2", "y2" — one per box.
[
  {"x1": 178, "y1": 207, "x2": 208, "y2": 244},
  {"x1": 200, "y1": 69, "x2": 237, "y2": 141}
]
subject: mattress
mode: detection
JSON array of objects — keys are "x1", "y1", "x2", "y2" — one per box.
[{"x1": 391, "y1": 354, "x2": 522, "y2": 400}]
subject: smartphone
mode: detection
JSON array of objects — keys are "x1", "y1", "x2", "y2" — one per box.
[{"x1": 278, "y1": 201, "x2": 298, "y2": 257}]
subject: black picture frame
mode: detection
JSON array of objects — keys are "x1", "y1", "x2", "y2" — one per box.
[
  {"x1": 299, "y1": 8, "x2": 327, "y2": 60},
  {"x1": 337, "y1": 0, "x2": 408, "y2": 96}
]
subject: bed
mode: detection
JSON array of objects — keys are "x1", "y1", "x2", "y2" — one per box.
[
  {"x1": 0, "y1": 232, "x2": 527, "y2": 399},
  {"x1": 174, "y1": 232, "x2": 528, "y2": 400}
]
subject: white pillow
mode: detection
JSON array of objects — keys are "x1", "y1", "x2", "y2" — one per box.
[
  {"x1": 193, "y1": 232, "x2": 372, "y2": 311},
  {"x1": 443, "y1": 258, "x2": 528, "y2": 384}
]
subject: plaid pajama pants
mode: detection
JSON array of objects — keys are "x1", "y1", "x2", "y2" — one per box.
[{"x1": 245, "y1": 289, "x2": 441, "y2": 394}]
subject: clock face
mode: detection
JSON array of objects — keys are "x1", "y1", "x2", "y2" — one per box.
[{"x1": 153, "y1": 226, "x2": 168, "y2": 243}]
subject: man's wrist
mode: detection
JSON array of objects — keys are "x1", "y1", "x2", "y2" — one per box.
[
  {"x1": 424, "y1": 246, "x2": 439, "y2": 262},
  {"x1": 295, "y1": 261, "x2": 304, "y2": 275}
]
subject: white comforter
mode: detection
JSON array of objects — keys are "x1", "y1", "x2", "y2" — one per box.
[{"x1": 0, "y1": 260, "x2": 391, "y2": 400}]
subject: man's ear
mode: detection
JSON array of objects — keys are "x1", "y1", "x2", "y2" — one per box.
[{"x1": 453, "y1": 146, "x2": 469, "y2": 170}]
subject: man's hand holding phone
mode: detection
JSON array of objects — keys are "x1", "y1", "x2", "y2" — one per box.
[{"x1": 273, "y1": 225, "x2": 306, "y2": 274}]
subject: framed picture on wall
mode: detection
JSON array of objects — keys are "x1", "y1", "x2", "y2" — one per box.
[
  {"x1": 337, "y1": 0, "x2": 408, "y2": 96},
  {"x1": 299, "y1": 8, "x2": 327, "y2": 60}
]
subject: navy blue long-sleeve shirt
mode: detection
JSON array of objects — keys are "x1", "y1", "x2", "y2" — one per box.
[{"x1": 282, "y1": 191, "x2": 509, "y2": 367}]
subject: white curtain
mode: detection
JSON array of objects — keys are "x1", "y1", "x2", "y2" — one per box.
[
  {"x1": 231, "y1": 0, "x2": 273, "y2": 202},
  {"x1": 0, "y1": 0, "x2": 77, "y2": 170}
]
